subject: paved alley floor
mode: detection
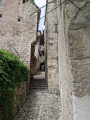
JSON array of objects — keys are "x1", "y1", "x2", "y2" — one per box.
[
  {"x1": 14, "y1": 89, "x2": 61, "y2": 120},
  {"x1": 33, "y1": 71, "x2": 45, "y2": 79},
  {"x1": 14, "y1": 72, "x2": 61, "y2": 120}
]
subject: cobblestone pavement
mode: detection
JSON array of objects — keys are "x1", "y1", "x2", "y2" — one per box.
[{"x1": 14, "y1": 89, "x2": 61, "y2": 120}]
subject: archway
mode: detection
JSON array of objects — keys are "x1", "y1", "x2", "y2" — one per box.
[{"x1": 40, "y1": 62, "x2": 45, "y2": 71}]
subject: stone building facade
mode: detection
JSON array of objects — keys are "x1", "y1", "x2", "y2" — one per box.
[
  {"x1": 45, "y1": 0, "x2": 90, "y2": 120},
  {"x1": 45, "y1": 0, "x2": 59, "y2": 93},
  {"x1": 0, "y1": 0, "x2": 40, "y2": 70}
]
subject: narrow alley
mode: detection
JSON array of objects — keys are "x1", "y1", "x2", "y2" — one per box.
[
  {"x1": 0, "y1": 0, "x2": 90, "y2": 120},
  {"x1": 14, "y1": 72, "x2": 61, "y2": 120}
]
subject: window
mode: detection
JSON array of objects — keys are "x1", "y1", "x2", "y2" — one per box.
[
  {"x1": 18, "y1": 18, "x2": 21, "y2": 22},
  {"x1": 23, "y1": 0, "x2": 25, "y2": 3},
  {"x1": 0, "y1": 14, "x2": 2, "y2": 20}
]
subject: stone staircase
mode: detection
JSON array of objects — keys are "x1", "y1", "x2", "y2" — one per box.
[
  {"x1": 30, "y1": 78, "x2": 47, "y2": 89},
  {"x1": 30, "y1": 72, "x2": 47, "y2": 89}
]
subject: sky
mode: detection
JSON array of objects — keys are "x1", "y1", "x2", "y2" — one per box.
[{"x1": 34, "y1": 0, "x2": 46, "y2": 31}]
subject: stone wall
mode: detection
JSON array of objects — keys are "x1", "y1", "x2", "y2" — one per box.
[
  {"x1": 30, "y1": 43, "x2": 38, "y2": 75},
  {"x1": 0, "y1": 76, "x2": 30, "y2": 120},
  {"x1": 0, "y1": 0, "x2": 38, "y2": 66},
  {"x1": 0, "y1": 1, "x2": 39, "y2": 118},
  {"x1": 14, "y1": 72, "x2": 30, "y2": 115},
  {"x1": 57, "y1": 0, "x2": 90, "y2": 120},
  {"x1": 45, "y1": 0, "x2": 90, "y2": 119},
  {"x1": 45, "y1": 0, "x2": 59, "y2": 93},
  {"x1": 13, "y1": 81, "x2": 27, "y2": 116},
  {"x1": 0, "y1": 0, "x2": 6, "y2": 11},
  {"x1": 65, "y1": 1, "x2": 90, "y2": 120},
  {"x1": 57, "y1": 1, "x2": 73, "y2": 119}
]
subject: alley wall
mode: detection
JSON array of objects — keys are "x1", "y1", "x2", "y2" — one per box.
[
  {"x1": 45, "y1": 0, "x2": 59, "y2": 93},
  {"x1": 45, "y1": 0, "x2": 90, "y2": 119},
  {"x1": 0, "y1": 0, "x2": 38, "y2": 68}
]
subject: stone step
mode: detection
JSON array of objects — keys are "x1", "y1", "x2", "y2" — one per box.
[
  {"x1": 30, "y1": 78, "x2": 47, "y2": 89},
  {"x1": 30, "y1": 81, "x2": 46, "y2": 83},
  {"x1": 33, "y1": 79, "x2": 45, "y2": 80},
  {"x1": 31, "y1": 84, "x2": 47, "y2": 87},
  {"x1": 30, "y1": 80, "x2": 47, "y2": 84},
  {"x1": 31, "y1": 83, "x2": 47, "y2": 85},
  {"x1": 31, "y1": 80, "x2": 46, "y2": 81},
  {"x1": 31, "y1": 85, "x2": 47, "y2": 87},
  {"x1": 30, "y1": 82, "x2": 47, "y2": 84},
  {"x1": 31, "y1": 82, "x2": 47, "y2": 84},
  {"x1": 30, "y1": 87, "x2": 47, "y2": 89}
]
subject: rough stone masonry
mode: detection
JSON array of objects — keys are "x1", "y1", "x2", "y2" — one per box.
[
  {"x1": 0, "y1": 0, "x2": 39, "y2": 68},
  {"x1": 45, "y1": 0, "x2": 59, "y2": 94},
  {"x1": 45, "y1": 0, "x2": 90, "y2": 120}
]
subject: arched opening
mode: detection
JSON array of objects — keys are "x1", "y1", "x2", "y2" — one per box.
[{"x1": 40, "y1": 62, "x2": 45, "y2": 71}]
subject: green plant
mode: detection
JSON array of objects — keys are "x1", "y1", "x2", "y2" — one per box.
[
  {"x1": 66, "y1": 9, "x2": 69, "y2": 14},
  {"x1": 0, "y1": 49, "x2": 29, "y2": 120},
  {"x1": 25, "y1": 0, "x2": 34, "y2": 4}
]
